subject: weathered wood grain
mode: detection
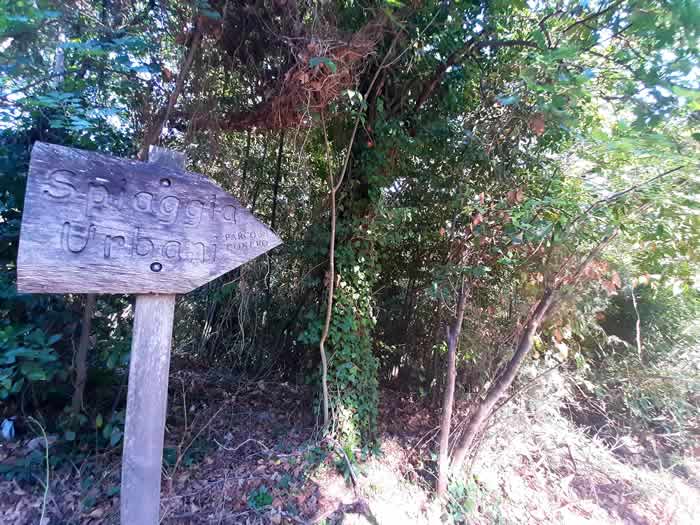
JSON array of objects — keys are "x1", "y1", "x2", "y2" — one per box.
[
  {"x1": 120, "y1": 293, "x2": 175, "y2": 525},
  {"x1": 121, "y1": 147, "x2": 181, "y2": 525},
  {"x1": 17, "y1": 142, "x2": 282, "y2": 294}
]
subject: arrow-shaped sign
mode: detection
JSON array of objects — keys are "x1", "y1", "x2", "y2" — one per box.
[
  {"x1": 17, "y1": 143, "x2": 283, "y2": 524},
  {"x1": 17, "y1": 142, "x2": 281, "y2": 294}
]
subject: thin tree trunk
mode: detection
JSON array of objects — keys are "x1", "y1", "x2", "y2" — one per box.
[
  {"x1": 137, "y1": 23, "x2": 203, "y2": 160},
  {"x1": 437, "y1": 278, "x2": 468, "y2": 497},
  {"x1": 51, "y1": 36, "x2": 65, "y2": 88},
  {"x1": 271, "y1": 131, "x2": 284, "y2": 231},
  {"x1": 71, "y1": 293, "x2": 97, "y2": 415},
  {"x1": 431, "y1": 345, "x2": 441, "y2": 406},
  {"x1": 424, "y1": 305, "x2": 440, "y2": 386},
  {"x1": 318, "y1": 116, "x2": 336, "y2": 428},
  {"x1": 250, "y1": 140, "x2": 268, "y2": 213},
  {"x1": 630, "y1": 286, "x2": 644, "y2": 364},
  {"x1": 430, "y1": 301, "x2": 445, "y2": 409},
  {"x1": 240, "y1": 130, "x2": 251, "y2": 192},
  {"x1": 450, "y1": 288, "x2": 556, "y2": 472},
  {"x1": 266, "y1": 132, "x2": 285, "y2": 303}
]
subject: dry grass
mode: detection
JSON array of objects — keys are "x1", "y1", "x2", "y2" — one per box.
[{"x1": 468, "y1": 365, "x2": 699, "y2": 524}]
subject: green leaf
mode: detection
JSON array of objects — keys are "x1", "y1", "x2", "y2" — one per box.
[
  {"x1": 200, "y1": 9, "x2": 221, "y2": 20},
  {"x1": 532, "y1": 30, "x2": 546, "y2": 48},
  {"x1": 496, "y1": 94, "x2": 519, "y2": 106},
  {"x1": 25, "y1": 370, "x2": 47, "y2": 381},
  {"x1": 40, "y1": 10, "x2": 62, "y2": 19},
  {"x1": 110, "y1": 428, "x2": 123, "y2": 446},
  {"x1": 309, "y1": 56, "x2": 337, "y2": 73}
]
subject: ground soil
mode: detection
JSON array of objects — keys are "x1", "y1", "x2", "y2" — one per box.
[{"x1": 0, "y1": 365, "x2": 697, "y2": 524}]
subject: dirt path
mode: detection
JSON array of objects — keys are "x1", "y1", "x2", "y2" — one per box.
[{"x1": 1, "y1": 372, "x2": 697, "y2": 524}]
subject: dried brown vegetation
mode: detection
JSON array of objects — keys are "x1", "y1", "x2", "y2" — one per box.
[{"x1": 192, "y1": 3, "x2": 385, "y2": 131}]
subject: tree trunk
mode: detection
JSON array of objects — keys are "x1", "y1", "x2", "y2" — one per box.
[
  {"x1": 250, "y1": 140, "x2": 268, "y2": 213},
  {"x1": 436, "y1": 278, "x2": 468, "y2": 497},
  {"x1": 318, "y1": 117, "x2": 337, "y2": 429},
  {"x1": 630, "y1": 286, "x2": 645, "y2": 364},
  {"x1": 266, "y1": 132, "x2": 285, "y2": 305},
  {"x1": 450, "y1": 288, "x2": 556, "y2": 472},
  {"x1": 424, "y1": 304, "x2": 440, "y2": 389},
  {"x1": 270, "y1": 131, "x2": 284, "y2": 231},
  {"x1": 430, "y1": 301, "x2": 445, "y2": 409},
  {"x1": 71, "y1": 293, "x2": 96, "y2": 415},
  {"x1": 240, "y1": 130, "x2": 251, "y2": 191},
  {"x1": 431, "y1": 345, "x2": 442, "y2": 407}
]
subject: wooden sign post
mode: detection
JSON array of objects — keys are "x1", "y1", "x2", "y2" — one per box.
[{"x1": 17, "y1": 142, "x2": 282, "y2": 524}]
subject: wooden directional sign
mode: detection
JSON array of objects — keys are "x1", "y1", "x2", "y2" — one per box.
[{"x1": 17, "y1": 142, "x2": 281, "y2": 294}]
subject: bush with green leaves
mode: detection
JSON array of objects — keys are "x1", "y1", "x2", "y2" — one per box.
[{"x1": 0, "y1": 324, "x2": 63, "y2": 400}]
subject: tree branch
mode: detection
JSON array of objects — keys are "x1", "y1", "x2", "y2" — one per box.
[
  {"x1": 474, "y1": 39, "x2": 539, "y2": 51},
  {"x1": 137, "y1": 23, "x2": 203, "y2": 160},
  {"x1": 0, "y1": 71, "x2": 76, "y2": 102},
  {"x1": 563, "y1": 1, "x2": 622, "y2": 34},
  {"x1": 414, "y1": 44, "x2": 474, "y2": 112},
  {"x1": 568, "y1": 165, "x2": 685, "y2": 230},
  {"x1": 414, "y1": 38, "x2": 537, "y2": 112}
]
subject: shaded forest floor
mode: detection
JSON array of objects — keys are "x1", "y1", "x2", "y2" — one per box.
[{"x1": 1, "y1": 363, "x2": 698, "y2": 524}]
